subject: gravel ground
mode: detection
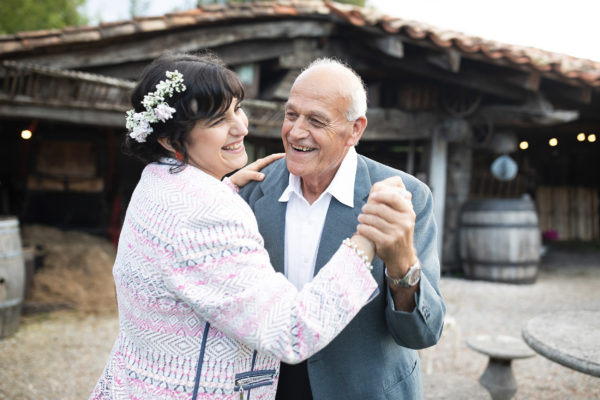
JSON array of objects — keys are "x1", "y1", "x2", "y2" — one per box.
[
  {"x1": 1, "y1": 248, "x2": 599, "y2": 399},
  {"x1": 420, "y1": 248, "x2": 600, "y2": 400}
]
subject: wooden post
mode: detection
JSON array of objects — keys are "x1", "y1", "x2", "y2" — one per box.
[{"x1": 429, "y1": 130, "x2": 448, "y2": 261}]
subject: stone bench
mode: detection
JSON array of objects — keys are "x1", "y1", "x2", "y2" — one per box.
[{"x1": 466, "y1": 335, "x2": 535, "y2": 400}]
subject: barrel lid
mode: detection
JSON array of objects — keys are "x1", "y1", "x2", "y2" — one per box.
[
  {"x1": 462, "y1": 198, "x2": 535, "y2": 212},
  {"x1": 0, "y1": 216, "x2": 19, "y2": 227}
]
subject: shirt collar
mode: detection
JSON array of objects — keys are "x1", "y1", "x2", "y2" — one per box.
[{"x1": 278, "y1": 146, "x2": 357, "y2": 208}]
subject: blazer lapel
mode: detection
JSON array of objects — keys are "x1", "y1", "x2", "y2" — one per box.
[
  {"x1": 253, "y1": 165, "x2": 289, "y2": 274},
  {"x1": 314, "y1": 155, "x2": 372, "y2": 274}
]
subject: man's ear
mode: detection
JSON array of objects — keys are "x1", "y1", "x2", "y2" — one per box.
[
  {"x1": 157, "y1": 137, "x2": 175, "y2": 153},
  {"x1": 348, "y1": 116, "x2": 367, "y2": 146}
]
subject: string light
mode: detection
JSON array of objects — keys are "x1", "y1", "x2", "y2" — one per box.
[
  {"x1": 549, "y1": 138, "x2": 558, "y2": 147},
  {"x1": 519, "y1": 141, "x2": 529, "y2": 150},
  {"x1": 21, "y1": 129, "x2": 32, "y2": 140},
  {"x1": 577, "y1": 133, "x2": 586, "y2": 142},
  {"x1": 589, "y1": 134, "x2": 597, "y2": 143}
]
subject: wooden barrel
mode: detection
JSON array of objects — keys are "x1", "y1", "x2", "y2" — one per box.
[
  {"x1": 0, "y1": 216, "x2": 25, "y2": 338},
  {"x1": 459, "y1": 198, "x2": 540, "y2": 284}
]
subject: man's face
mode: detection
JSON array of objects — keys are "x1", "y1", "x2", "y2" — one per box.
[{"x1": 282, "y1": 69, "x2": 359, "y2": 187}]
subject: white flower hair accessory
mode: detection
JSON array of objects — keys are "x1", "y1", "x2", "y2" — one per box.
[{"x1": 126, "y1": 70, "x2": 186, "y2": 143}]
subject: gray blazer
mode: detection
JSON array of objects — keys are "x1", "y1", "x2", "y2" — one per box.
[{"x1": 240, "y1": 154, "x2": 446, "y2": 400}]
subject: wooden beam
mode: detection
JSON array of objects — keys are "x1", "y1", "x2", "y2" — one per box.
[
  {"x1": 503, "y1": 69, "x2": 541, "y2": 91},
  {"x1": 243, "y1": 99, "x2": 440, "y2": 140},
  {"x1": 427, "y1": 49, "x2": 461, "y2": 73},
  {"x1": 398, "y1": 38, "x2": 593, "y2": 103},
  {"x1": 0, "y1": 104, "x2": 125, "y2": 127},
  {"x1": 278, "y1": 39, "x2": 324, "y2": 69},
  {"x1": 363, "y1": 108, "x2": 440, "y2": 140},
  {"x1": 11, "y1": 21, "x2": 336, "y2": 70},
  {"x1": 83, "y1": 62, "x2": 146, "y2": 81},
  {"x1": 542, "y1": 79, "x2": 593, "y2": 105},
  {"x1": 372, "y1": 36, "x2": 404, "y2": 59},
  {"x1": 216, "y1": 40, "x2": 295, "y2": 66},
  {"x1": 365, "y1": 47, "x2": 528, "y2": 102},
  {"x1": 87, "y1": 40, "x2": 299, "y2": 79},
  {"x1": 473, "y1": 93, "x2": 579, "y2": 127}
]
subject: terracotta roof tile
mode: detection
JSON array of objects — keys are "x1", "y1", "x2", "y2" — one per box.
[
  {"x1": 61, "y1": 29, "x2": 101, "y2": 43},
  {"x1": 0, "y1": 41, "x2": 23, "y2": 53},
  {"x1": 22, "y1": 36, "x2": 63, "y2": 49},
  {"x1": 195, "y1": 11, "x2": 226, "y2": 22},
  {"x1": 16, "y1": 29, "x2": 61, "y2": 39},
  {"x1": 101, "y1": 23, "x2": 137, "y2": 38},
  {"x1": 273, "y1": 4, "x2": 299, "y2": 15},
  {"x1": 0, "y1": 0, "x2": 598, "y2": 87},
  {"x1": 165, "y1": 14, "x2": 198, "y2": 27},
  {"x1": 136, "y1": 18, "x2": 169, "y2": 33},
  {"x1": 428, "y1": 33, "x2": 453, "y2": 48}
]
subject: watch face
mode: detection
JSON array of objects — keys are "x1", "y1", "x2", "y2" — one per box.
[{"x1": 406, "y1": 265, "x2": 421, "y2": 286}]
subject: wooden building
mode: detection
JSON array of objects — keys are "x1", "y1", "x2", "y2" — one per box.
[{"x1": 1, "y1": 0, "x2": 598, "y2": 271}]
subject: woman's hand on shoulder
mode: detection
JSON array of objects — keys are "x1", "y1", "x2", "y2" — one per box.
[{"x1": 229, "y1": 153, "x2": 285, "y2": 188}]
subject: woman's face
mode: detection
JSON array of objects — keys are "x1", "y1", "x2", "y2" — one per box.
[{"x1": 186, "y1": 99, "x2": 249, "y2": 179}]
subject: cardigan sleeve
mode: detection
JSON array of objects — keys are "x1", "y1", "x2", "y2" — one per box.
[{"x1": 161, "y1": 212, "x2": 378, "y2": 364}]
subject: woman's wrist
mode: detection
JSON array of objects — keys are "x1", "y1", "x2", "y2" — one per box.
[
  {"x1": 342, "y1": 234, "x2": 375, "y2": 271},
  {"x1": 350, "y1": 234, "x2": 375, "y2": 261}
]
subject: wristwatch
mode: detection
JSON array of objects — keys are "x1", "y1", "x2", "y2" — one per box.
[{"x1": 385, "y1": 260, "x2": 421, "y2": 288}]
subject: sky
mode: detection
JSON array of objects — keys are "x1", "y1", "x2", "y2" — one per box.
[{"x1": 84, "y1": 0, "x2": 600, "y2": 62}]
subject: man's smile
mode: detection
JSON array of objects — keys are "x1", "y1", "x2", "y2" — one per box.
[{"x1": 291, "y1": 144, "x2": 316, "y2": 152}]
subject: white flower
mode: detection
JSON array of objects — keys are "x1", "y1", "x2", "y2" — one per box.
[
  {"x1": 155, "y1": 103, "x2": 176, "y2": 122},
  {"x1": 125, "y1": 70, "x2": 187, "y2": 142},
  {"x1": 130, "y1": 121, "x2": 153, "y2": 143}
]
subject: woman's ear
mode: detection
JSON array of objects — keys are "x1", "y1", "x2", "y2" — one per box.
[{"x1": 157, "y1": 137, "x2": 175, "y2": 153}]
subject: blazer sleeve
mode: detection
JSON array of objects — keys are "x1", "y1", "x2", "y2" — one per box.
[
  {"x1": 384, "y1": 183, "x2": 446, "y2": 349},
  {"x1": 162, "y1": 204, "x2": 378, "y2": 364}
]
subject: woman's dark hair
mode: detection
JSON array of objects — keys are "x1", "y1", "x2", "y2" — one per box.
[{"x1": 124, "y1": 52, "x2": 245, "y2": 169}]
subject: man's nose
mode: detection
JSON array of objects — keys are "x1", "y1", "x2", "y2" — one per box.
[{"x1": 288, "y1": 117, "x2": 308, "y2": 139}]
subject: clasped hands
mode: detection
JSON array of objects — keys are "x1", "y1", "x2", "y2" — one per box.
[{"x1": 357, "y1": 176, "x2": 418, "y2": 281}]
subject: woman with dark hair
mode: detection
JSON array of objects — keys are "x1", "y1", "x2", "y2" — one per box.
[{"x1": 90, "y1": 53, "x2": 378, "y2": 400}]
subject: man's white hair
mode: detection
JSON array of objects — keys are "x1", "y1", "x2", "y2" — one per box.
[{"x1": 298, "y1": 58, "x2": 367, "y2": 121}]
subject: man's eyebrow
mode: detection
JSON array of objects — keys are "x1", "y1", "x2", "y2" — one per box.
[
  {"x1": 284, "y1": 103, "x2": 331, "y2": 123},
  {"x1": 309, "y1": 111, "x2": 330, "y2": 122}
]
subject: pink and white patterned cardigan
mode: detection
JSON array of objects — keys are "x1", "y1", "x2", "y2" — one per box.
[{"x1": 90, "y1": 162, "x2": 377, "y2": 400}]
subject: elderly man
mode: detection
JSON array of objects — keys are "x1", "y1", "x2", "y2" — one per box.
[{"x1": 240, "y1": 58, "x2": 445, "y2": 399}]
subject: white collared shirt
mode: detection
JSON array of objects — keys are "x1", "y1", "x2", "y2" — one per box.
[{"x1": 278, "y1": 147, "x2": 358, "y2": 290}]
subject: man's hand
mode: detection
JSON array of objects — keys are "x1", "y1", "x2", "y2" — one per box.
[
  {"x1": 229, "y1": 153, "x2": 285, "y2": 188},
  {"x1": 357, "y1": 176, "x2": 419, "y2": 310},
  {"x1": 357, "y1": 176, "x2": 417, "y2": 274}
]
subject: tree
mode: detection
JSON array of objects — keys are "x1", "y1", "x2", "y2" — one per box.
[{"x1": 0, "y1": 0, "x2": 88, "y2": 35}]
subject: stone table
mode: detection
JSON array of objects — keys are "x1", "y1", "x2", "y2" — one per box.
[
  {"x1": 522, "y1": 310, "x2": 600, "y2": 377},
  {"x1": 466, "y1": 335, "x2": 535, "y2": 400}
]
